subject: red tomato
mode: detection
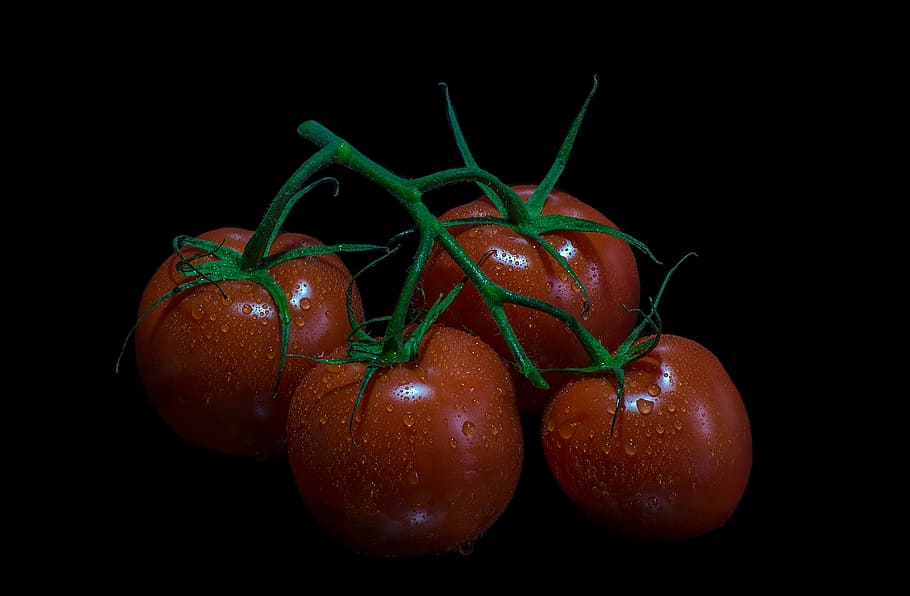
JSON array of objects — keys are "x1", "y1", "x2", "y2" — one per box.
[
  {"x1": 418, "y1": 185, "x2": 640, "y2": 411},
  {"x1": 286, "y1": 325, "x2": 523, "y2": 557},
  {"x1": 541, "y1": 334, "x2": 752, "y2": 540},
  {"x1": 135, "y1": 227, "x2": 363, "y2": 458}
]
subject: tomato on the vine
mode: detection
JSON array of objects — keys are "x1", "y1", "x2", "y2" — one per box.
[
  {"x1": 541, "y1": 334, "x2": 752, "y2": 540},
  {"x1": 418, "y1": 185, "x2": 640, "y2": 411},
  {"x1": 286, "y1": 325, "x2": 523, "y2": 557},
  {"x1": 135, "y1": 227, "x2": 363, "y2": 458}
]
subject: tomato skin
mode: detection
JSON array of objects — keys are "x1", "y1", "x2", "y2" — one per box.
[
  {"x1": 135, "y1": 227, "x2": 363, "y2": 458},
  {"x1": 286, "y1": 326, "x2": 523, "y2": 557},
  {"x1": 418, "y1": 185, "x2": 640, "y2": 411},
  {"x1": 541, "y1": 334, "x2": 752, "y2": 540}
]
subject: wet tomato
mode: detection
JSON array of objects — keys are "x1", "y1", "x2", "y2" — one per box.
[
  {"x1": 286, "y1": 325, "x2": 523, "y2": 557},
  {"x1": 418, "y1": 185, "x2": 640, "y2": 411},
  {"x1": 135, "y1": 227, "x2": 363, "y2": 458},
  {"x1": 541, "y1": 334, "x2": 752, "y2": 540}
]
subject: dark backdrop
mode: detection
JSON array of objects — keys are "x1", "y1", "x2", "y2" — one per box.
[{"x1": 92, "y1": 54, "x2": 809, "y2": 577}]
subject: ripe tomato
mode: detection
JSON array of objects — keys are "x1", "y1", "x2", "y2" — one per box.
[
  {"x1": 418, "y1": 185, "x2": 640, "y2": 411},
  {"x1": 135, "y1": 227, "x2": 363, "y2": 458},
  {"x1": 541, "y1": 334, "x2": 752, "y2": 540},
  {"x1": 286, "y1": 325, "x2": 523, "y2": 557}
]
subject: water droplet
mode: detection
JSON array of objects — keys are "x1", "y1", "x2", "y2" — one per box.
[
  {"x1": 545, "y1": 281, "x2": 553, "y2": 290},
  {"x1": 545, "y1": 420, "x2": 555, "y2": 433},
  {"x1": 637, "y1": 398, "x2": 654, "y2": 415},
  {"x1": 667, "y1": 402, "x2": 677, "y2": 413},
  {"x1": 403, "y1": 412, "x2": 415, "y2": 427},
  {"x1": 240, "y1": 283, "x2": 253, "y2": 294},
  {"x1": 327, "y1": 364, "x2": 343, "y2": 373},
  {"x1": 462, "y1": 421, "x2": 476, "y2": 436},
  {"x1": 220, "y1": 324, "x2": 229, "y2": 333},
  {"x1": 468, "y1": 227, "x2": 480, "y2": 237},
  {"x1": 319, "y1": 414, "x2": 328, "y2": 426},
  {"x1": 261, "y1": 318, "x2": 269, "y2": 326},
  {"x1": 624, "y1": 440, "x2": 637, "y2": 456},
  {"x1": 644, "y1": 428, "x2": 652, "y2": 437},
  {"x1": 385, "y1": 403, "x2": 394, "y2": 413},
  {"x1": 407, "y1": 470, "x2": 419, "y2": 485},
  {"x1": 221, "y1": 296, "x2": 232, "y2": 306},
  {"x1": 647, "y1": 496, "x2": 659, "y2": 510},
  {"x1": 581, "y1": 309, "x2": 591, "y2": 321},
  {"x1": 647, "y1": 385, "x2": 661, "y2": 397},
  {"x1": 449, "y1": 437, "x2": 458, "y2": 449},
  {"x1": 656, "y1": 423, "x2": 665, "y2": 435},
  {"x1": 490, "y1": 426, "x2": 499, "y2": 436},
  {"x1": 294, "y1": 317, "x2": 306, "y2": 327},
  {"x1": 209, "y1": 314, "x2": 217, "y2": 322},
  {"x1": 241, "y1": 304, "x2": 253, "y2": 315},
  {"x1": 300, "y1": 298, "x2": 311, "y2": 310},
  {"x1": 266, "y1": 346, "x2": 275, "y2": 360},
  {"x1": 674, "y1": 419, "x2": 683, "y2": 431},
  {"x1": 458, "y1": 541, "x2": 474, "y2": 556},
  {"x1": 558, "y1": 421, "x2": 577, "y2": 440},
  {"x1": 601, "y1": 442, "x2": 611, "y2": 454},
  {"x1": 606, "y1": 400, "x2": 617, "y2": 415}
]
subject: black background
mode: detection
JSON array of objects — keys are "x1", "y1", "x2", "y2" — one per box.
[{"x1": 83, "y1": 42, "x2": 822, "y2": 579}]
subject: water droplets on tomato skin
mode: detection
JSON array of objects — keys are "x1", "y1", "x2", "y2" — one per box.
[
  {"x1": 647, "y1": 385, "x2": 661, "y2": 397},
  {"x1": 558, "y1": 421, "x2": 577, "y2": 440},
  {"x1": 624, "y1": 440, "x2": 637, "y2": 457},
  {"x1": 191, "y1": 304, "x2": 205, "y2": 320},
  {"x1": 462, "y1": 421, "x2": 476, "y2": 436},
  {"x1": 637, "y1": 398, "x2": 654, "y2": 415},
  {"x1": 403, "y1": 412, "x2": 415, "y2": 428}
]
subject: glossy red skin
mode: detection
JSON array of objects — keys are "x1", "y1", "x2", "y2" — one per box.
[
  {"x1": 541, "y1": 335, "x2": 752, "y2": 541},
  {"x1": 135, "y1": 227, "x2": 363, "y2": 458},
  {"x1": 286, "y1": 326, "x2": 523, "y2": 557},
  {"x1": 418, "y1": 185, "x2": 640, "y2": 411}
]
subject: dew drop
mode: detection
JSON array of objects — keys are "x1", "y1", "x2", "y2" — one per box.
[
  {"x1": 294, "y1": 317, "x2": 306, "y2": 327},
  {"x1": 647, "y1": 496, "x2": 660, "y2": 510},
  {"x1": 545, "y1": 420, "x2": 555, "y2": 433},
  {"x1": 319, "y1": 414, "x2": 328, "y2": 426},
  {"x1": 601, "y1": 442, "x2": 611, "y2": 454},
  {"x1": 656, "y1": 423, "x2": 665, "y2": 435},
  {"x1": 449, "y1": 437, "x2": 458, "y2": 449},
  {"x1": 458, "y1": 541, "x2": 474, "y2": 556},
  {"x1": 266, "y1": 346, "x2": 275, "y2": 360},
  {"x1": 403, "y1": 412, "x2": 415, "y2": 427},
  {"x1": 327, "y1": 364, "x2": 343, "y2": 373},
  {"x1": 222, "y1": 296, "x2": 232, "y2": 306},
  {"x1": 407, "y1": 470, "x2": 419, "y2": 485},
  {"x1": 674, "y1": 419, "x2": 683, "y2": 431},
  {"x1": 581, "y1": 309, "x2": 591, "y2": 321},
  {"x1": 191, "y1": 305, "x2": 204, "y2": 320},
  {"x1": 300, "y1": 298, "x2": 311, "y2": 310},
  {"x1": 385, "y1": 403, "x2": 394, "y2": 413},
  {"x1": 261, "y1": 318, "x2": 269, "y2": 326},
  {"x1": 624, "y1": 440, "x2": 637, "y2": 456},
  {"x1": 490, "y1": 426, "x2": 499, "y2": 436},
  {"x1": 667, "y1": 402, "x2": 677, "y2": 413},
  {"x1": 558, "y1": 421, "x2": 577, "y2": 440},
  {"x1": 468, "y1": 227, "x2": 480, "y2": 237},
  {"x1": 647, "y1": 385, "x2": 661, "y2": 397},
  {"x1": 241, "y1": 304, "x2": 253, "y2": 315},
  {"x1": 220, "y1": 324, "x2": 229, "y2": 333},
  {"x1": 240, "y1": 283, "x2": 253, "y2": 294},
  {"x1": 462, "y1": 421, "x2": 476, "y2": 436},
  {"x1": 636, "y1": 398, "x2": 654, "y2": 415},
  {"x1": 209, "y1": 314, "x2": 217, "y2": 322}
]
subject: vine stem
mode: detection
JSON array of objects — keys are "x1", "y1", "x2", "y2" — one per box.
[{"x1": 294, "y1": 120, "x2": 644, "y2": 388}]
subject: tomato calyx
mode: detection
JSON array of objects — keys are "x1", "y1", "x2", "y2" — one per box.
[{"x1": 117, "y1": 177, "x2": 385, "y2": 394}]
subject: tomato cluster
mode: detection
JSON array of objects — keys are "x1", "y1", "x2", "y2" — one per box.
[{"x1": 125, "y1": 82, "x2": 752, "y2": 557}]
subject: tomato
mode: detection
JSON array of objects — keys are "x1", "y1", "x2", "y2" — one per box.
[
  {"x1": 135, "y1": 227, "x2": 363, "y2": 458},
  {"x1": 541, "y1": 334, "x2": 752, "y2": 540},
  {"x1": 418, "y1": 185, "x2": 640, "y2": 411},
  {"x1": 286, "y1": 325, "x2": 523, "y2": 557}
]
